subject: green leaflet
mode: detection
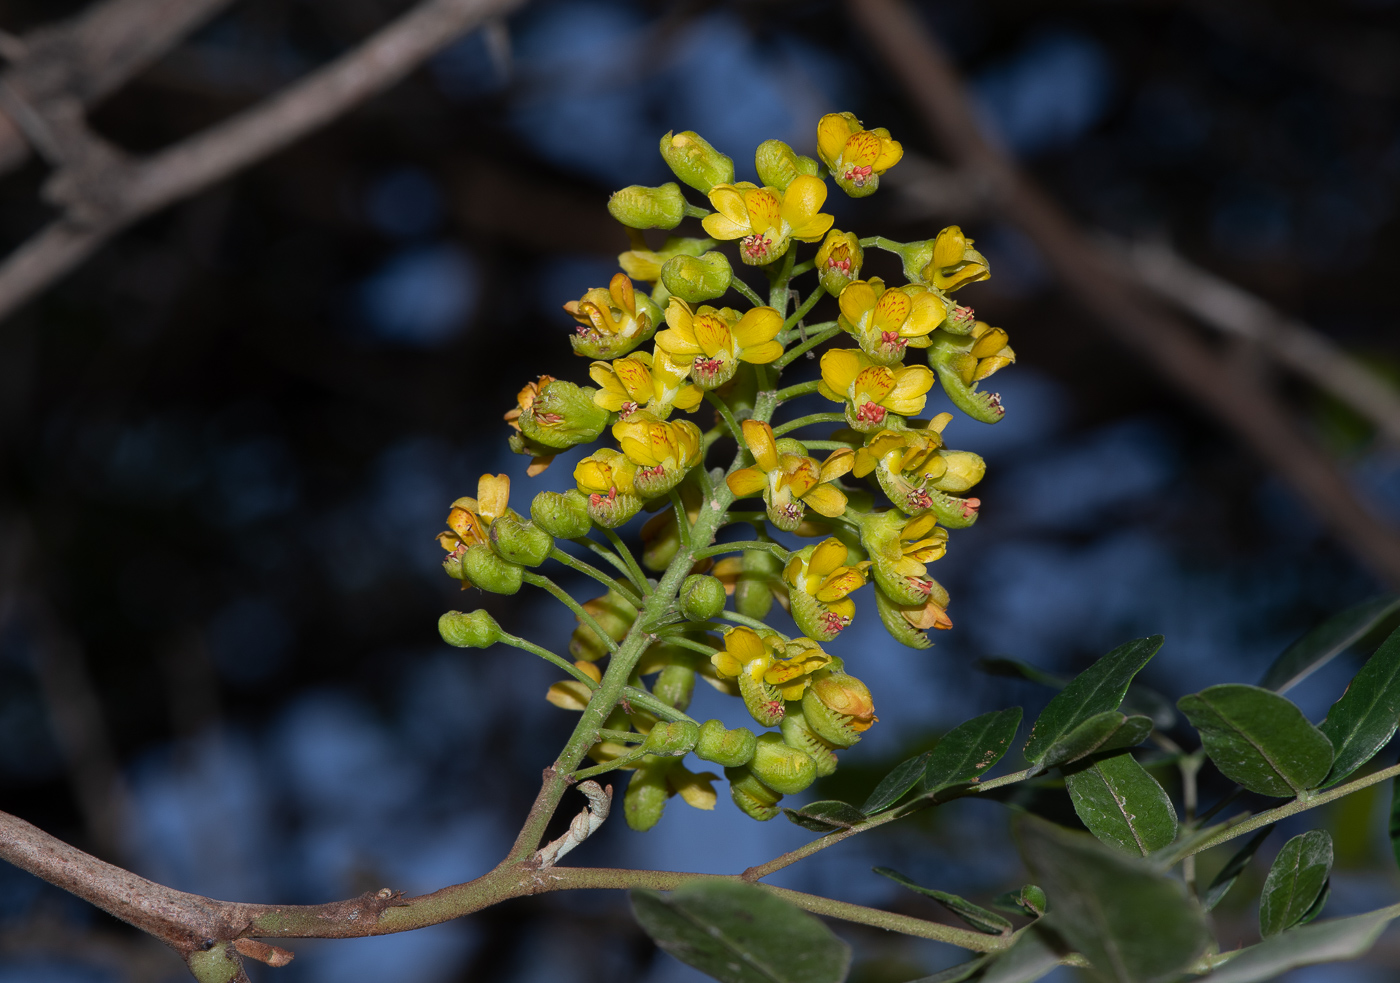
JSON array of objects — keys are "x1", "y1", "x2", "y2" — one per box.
[
  {"x1": 1176, "y1": 684, "x2": 1334, "y2": 797},
  {"x1": 1319, "y1": 624, "x2": 1400, "y2": 785},
  {"x1": 1036, "y1": 711, "x2": 1153, "y2": 773},
  {"x1": 1063, "y1": 752, "x2": 1178, "y2": 856},
  {"x1": 1023, "y1": 636, "x2": 1163, "y2": 763},
  {"x1": 862, "y1": 751, "x2": 933, "y2": 814},
  {"x1": 782, "y1": 800, "x2": 866, "y2": 833},
  {"x1": 631, "y1": 880, "x2": 851, "y2": 983},
  {"x1": 1016, "y1": 816, "x2": 1209, "y2": 983},
  {"x1": 1202, "y1": 824, "x2": 1274, "y2": 912},
  {"x1": 1258, "y1": 594, "x2": 1400, "y2": 693},
  {"x1": 873, "y1": 867, "x2": 1012, "y2": 936},
  {"x1": 921, "y1": 707, "x2": 1022, "y2": 793},
  {"x1": 1200, "y1": 907, "x2": 1400, "y2": 983},
  {"x1": 1259, "y1": 830, "x2": 1333, "y2": 938}
]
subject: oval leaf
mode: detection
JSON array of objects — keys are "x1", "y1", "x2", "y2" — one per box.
[
  {"x1": 1259, "y1": 594, "x2": 1400, "y2": 693},
  {"x1": 921, "y1": 708, "x2": 1023, "y2": 793},
  {"x1": 1202, "y1": 824, "x2": 1274, "y2": 913},
  {"x1": 1015, "y1": 815, "x2": 1209, "y2": 983},
  {"x1": 1064, "y1": 752, "x2": 1178, "y2": 856},
  {"x1": 783, "y1": 800, "x2": 866, "y2": 833},
  {"x1": 1176, "y1": 684, "x2": 1333, "y2": 796},
  {"x1": 1201, "y1": 907, "x2": 1399, "y2": 983},
  {"x1": 1319, "y1": 624, "x2": 1400, "y2": 785},
  {"x1": 1038, "y1": 711, "x2": 1153, "y2": 773},
  {"x1": 631, "y1": 880, "x2": 851, "y2": 983},
  {"x1": 873, "y1": 867, "x2": 1011, "y2": 935},
  {"x1": 1023, "y1": 636, "x2": 1163, "y2": 763},
  {"x1": 1259, "y1": 830, "x2": 1333, "y2": 938},
  {"x1": 862, "y1": 751, "x2": 933, "y2": 814}
]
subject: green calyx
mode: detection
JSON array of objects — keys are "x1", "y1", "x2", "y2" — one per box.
[
  {"x1": 643, "y1": 720, "x2": 701, "y2": 756},
  {"x1": 661, "y1": 251, "x2": 732, "y2": 304},
  {"x1": 530, "y1": 489, "x2": 592, "y2": 540},
  {"x1": 754, "y1": 139, "x2": 818, "y2": 192},
  {"x1": 519, "y1": 380, "x2": 610, "y2": 449},
  {"x1": 660, "y1": 131, "x2": 734, "y2": 194},
  {"x1": 608, "y1": 182, "x2": 689, "y2": 230},
  {"x1": 680, "y1": 573, "x2": 727, "y2": 622},
  {"x1": 695, "y1": 719, "x2": 758, "y2": 767},
  {"x1": 749, "y1": 732, "x2": 817, "y2": 795},
  {"x1": 438, "y1": 609, "x2": 503, "y2": 649},
  {"x1": 462, "y1": 543, "x2": 523, "y2": 595},
  {"x1": 725, "y1": 764, "x2": 783, "y2": 821},
  {"x1": 489, "y1": 514, "x2": 553, "y2": 567}
]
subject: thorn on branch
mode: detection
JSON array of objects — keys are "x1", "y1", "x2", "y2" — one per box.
[{"x1": 533, "y1": 780, "x2": 612, "y2": 869}]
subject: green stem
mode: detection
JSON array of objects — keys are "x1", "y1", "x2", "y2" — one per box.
[
  {"x1": 654, "y1": 634, "x2": 720, "y2": 658},
  {"x1": 623, "y1": 686, "x2": 697, "y2": 723},
  {"x1": 772, "y1": 412, "x2": 846, "y2": 437},
  {"x1": 722, "y1": 510, "x2": 768, "y2": 525},
  {"x1": 860, "y1": 235, "x2": 907, "y2": 253},
  {"x1": 789, "y1": 259, "x2": 815, "y2": 277},
  {"x1": 802, "y1": 440, "x2": 856, "y2": 451},
  {"x1": 550, "y1": 548, "x2": 642, "y2": 608},
  {"x1": 521, "y1": 572, "x2": 619, "y2": 655},
  {"x1": 706, "y1": 390, "x2": 746, "y2": 445},
  {"x1": 692, "y1": 540, "x2": 790, "y2": 561},
  {"x1": 1166, "y1": 761, "x2": 1400, "y2": 866},
  {"x1": 499, "y1": 633, "x2": 599, "y2": 687},
  {"x1": 573, "y1": 537, "x2": 636, "y2": 583},
  {"x1": 713, "y1": 610, "x2": 788, "y2": 635},
  {"x1": 601, "y1": 526, "x2": 650, "y2": 596},
  {"x1": 571, "y1": 749, "x2": 648, "y2": 781},
  {"x1": 776, "y1": 379, "x2": 821, "y2": 402},
  {"x1": 731, "y1": 277, "x2": 765, "y2": 307},
  {"x1": 774, "y1": 323, "x2": 841, "y2": 369},
  {"x1": 768, "y1": 249, "x2": 795, "y2": 310},
  {"x1": 599, "y1": 728, "x2": 645, "y2": 743},
  {"x1": 668, "y1": 489, "x2": 692, "y2": 550},
  {"x1": 782, "y1": 285, "x2": 825, "y2": 331}
]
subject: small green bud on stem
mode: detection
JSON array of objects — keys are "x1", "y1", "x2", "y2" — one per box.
[
  {"x1": 695, "y1": 719, "x2": 757, "y2": 767},
  {"x1": 531, "y1": 489, "x2": 592, "y2": 539},
  {"x1": 608, "y1": 182, "x2": 688, "y2": 230},
  {"x1": 679, "y1": 574, "x2": 726, "y2": 622},
  {"x1": 438, "y1": 609, "x2": 503, "y2": 648}
]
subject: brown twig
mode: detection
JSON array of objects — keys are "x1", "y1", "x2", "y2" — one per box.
[
  {"x1": 847, "y1": 0, "x2": 1400, "y2": 588},
  {"x1": 0, "y1": 0, "x2": 528, "y2": 325}
]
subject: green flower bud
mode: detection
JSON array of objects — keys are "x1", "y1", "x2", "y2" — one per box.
[
  {"x1": 815, "y1": 230, "x2": 864, "y2": 297},
  {"x1": 462, "y1": 543, "x2": 522, "y2": 595},
  {"x1": 735, "y1": 549, "x2": 783, "y2": 621},
  {"x1": 780, "y1": 706, "x2": 840, "y2": 777},
  {"x1": 749, "y1": 732, "x2": 817, "y2": 795},
  {"x1": 488, "y1": 514, "x2": 553, "y2": 567},
  {"x1": 619, "y1": 235, "x2": 715, "y2": 283},
  {"x1": 438, "y1": 609, "x2": 503, "y2": 649},
  {"x1": 531, "y1": 489, "x2": 592, "y2": 539},
  {"x1": 643, "y1": 720, "x2": 700, "y2": 756},
  {"x1": 570, "y1": 586, "x2": 639, "y2": 662},
  {"x1": 625, "y1": 760, "x2": 671, "y2": 832},
  {"x1": 754, "y1": 139, "x2": 818, "y2": 192},
  {"x1": 680, "y1": 574, "x2": 726, "y2": 622},
  {"x1": 660, "y1": 251, "x2": 732, "y2": 304},
  {"x1": 660, "y1": 131, "x2": 734, "y2": 194},
  {"x1": 802, "y1": 669, "x2": 877, "y2": 747},
  {"x1": 724, "y1": 765, "x2": 782, "y2": 821},
  {"x1": 608, "y1": 182, "x2": 688, "y2": 230},
  {"x1": 519, "y1": 381, "x2": 610, "y2": 450},
  {"x1": 695, "y1": 719, "x2": 757, "y2": 767},
  {"x1": 653, "y1": 664, "x2": 696, "y2": 712}
]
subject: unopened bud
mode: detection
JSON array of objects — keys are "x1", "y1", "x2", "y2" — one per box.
[
  {"x1": 608, "y1": 182, "x2": 688, "y2": 230},
  {"x1": 643, "y1": 720, "x2": 700, "y2": 756},
  {"x1": 462, "y1": 543, "x2": 523, "y2": 595},
  {"x1": 680, "y1": 574, "x2": 726, "y2": 622},
  {"x1": 660, "y1": 251, "x2": 732, "y2": 304},
  {"x1": 489, "y1": 514, "x2": 553, "y2": 567},
  {"x1": 874, "y1": 584, "x2": 935, "y2": 651},
  {"x1": 695, "y1": 719, "x2": 757, "y2": 767},
  {"x1": 660, "y1": 131, "x2": 734, "y2": 194},
  {"x1": 519, "y1": 380, "x2": 609, "y2": 450},
  {"x1": 931, "y1": 450, "x2": 985, "y2": 493},
  {"x1": 924, "y1": 225, "x2": 990, "y2": 292},
  {"x1": 438, "y1": 609, "x2": 503, "y2": 648},
  {"x1": 619, "y1": 236, "x2": 714, "y2": 282},
  {"x1": 802, "y1": 669, "x2": 876, "y2": 747},
  {"x1": 754, "y1": 139, "x2": 818, "y2": 192},
  {"x1": 748, "y1": 732, "x2": 817, "y2": 795},
  {"x1": 780, "y1": 706, "x2": 840, "y2": 776},
  {"x1": 625, "y1": 761, "x2": 671, "y2": 831},
  {"x1": 815, "y1": 230, "x2": 864, "y2": 297},
  {"x1": 653, "y1": 663, "x2": 696, "y2": 712},
  {"x1": 531, "y1": 489, "x2": 592, "y2": 539},
  {"x1": 724, "y1": 765, "x2": 783, "y2": 821}
]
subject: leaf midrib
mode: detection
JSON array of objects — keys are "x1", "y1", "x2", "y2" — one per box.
[{"x1": 1201, "y1": 693, "x2": 1304, "y2": 794}]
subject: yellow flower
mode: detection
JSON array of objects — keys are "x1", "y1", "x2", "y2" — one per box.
[
  {"x1": 945, "y1": 321, "x2": 1016, "y2": 386},
  {"x1": 610, "y1": 413, "x2": 704, "y2": 497},
  {"x1": 814, "y1": 229, "x2": 863, "y2": 296},
  {"x1": 589, "y1": 350, "x2": 703, "y2": 420},
  {"x1": 861, "y1": 510, "x2": 948, "y2": 606},
  {"x1": 437, "y1": 474, "x2": 512, "y2": 557},
  {"x1": 726, "y1": 420, "x2": 853, "y2": 532},
  {"x1": 838, "y1": 278, "x2": 948, "y2": 365},
  {"x1": 574, "y1": 448, "x2": 643, "y2": 527},
  {"x1": 853, "y1": 420, "x2": 985, "y2": 524},
  {"x1": 701, "y1": 176, "x2": 834, "y2": 266},
  {"x1": 924, "y1": 225, "x2": 990, "y2": 292},
  {"x1": 818, "y1": 348, "x2": 934, "y2": 432},
  {"x1": 563, "y1": 273, "x2": 660, "y2": 359},
  {"x1": 927, "y1": 320, "x2": 1015, "y2": 425},
  {"x1": 816, "y1": 112, "x2": 903, "y2": 198},
  {"x1": 783, "y1": 538, "x2": 867, "y2": 641},
  {"x1": 711, "y1": 627, "x2": 831, "y2": 724},
  {"x1": 654, "y1": 298, "x2": 784, "y2": 388}
]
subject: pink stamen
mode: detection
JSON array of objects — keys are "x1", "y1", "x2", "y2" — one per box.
[
  {"x1": 908, "y1": 489, "x2": 934, "y2": 510},
  {"x1": 844, "y1": 164, "x2": 875, "y2": 186},
  {"x1": 741, "y1": 233, "x2": 773, "y2": 260},
  {"x1": 962, "y1": 497, "x2": 981, "y2": 518},
  {"x1": 619, "y1": 401, "x2": 639, "y2": 418},
  {"x1": 821, "y1": 611, "x2": 852, "y2": 634},
  {"x1": 855, "y1": 402, "x2": 887, "y2": 424}
]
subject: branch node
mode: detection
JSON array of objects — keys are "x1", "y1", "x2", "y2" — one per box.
[{"x1": 533, "y1": 780, "x2": 612, "y2": 869}]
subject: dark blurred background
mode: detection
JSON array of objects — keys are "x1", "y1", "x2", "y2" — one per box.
[{"x1": 2, "y1": 1, "x2": 1400, "y2": 980}]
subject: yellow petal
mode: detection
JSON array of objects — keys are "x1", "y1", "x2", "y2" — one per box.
[
  {"x1": 903, "y1": 291, "x2": 947, "y2": 337},
  {"x1": 733, "y1": 307, "x2": 782, "y2": 349},
  {"x1": 839, "y1": 280, "x2": 877, "y2": 328},
  {"x1": 707, "y1": 185, "x2": 750, "y2": 225},
  {"x1": 477, "y1": 474, "x2": 511, "y2": 519},
  {"x1": 854, "y1": 365, "x2": 896, "y2": 404},
  {"x1": 816, "y1": 567, "x2": 864, "y2": 602},
  {"x1": 873, "y1": 135, "x2": 904, "y2": 173},
  {"x1": 742, "y1": 419, "x2": 780, "y2": 471},
  {"x1": 790, "y1": 212, "x2": 835, "y2": 243},
  {"x1": 885, "y1": 365, "x2": 935, "y2": 415},
  {"x1": 671, "y1": 767, "x2": 717, "y2": 810},
  {"x1": 701, "y1": 212, "x2": 750, "y2": 240},
  {"x1": 526, "y1": 455, "x2": 554, "y2": 477},
  {"x1": 873, "y1": 289, "x2": 911, "y2": 334},
  {"x1": 782, "y1": 175, "x2": 828, "y2": 223},
  {"x1": 904, "y1": 512, "x2": 939, "y2": 541},
  {"x1": 842, "y1": 130, "x2": 883, "y2": 168},
  {"x1": 802, "y1": 482, "x2": 848, "y2": 518},
  {"x1": 725, "y1": 626, "x2": 766, "y2": 663},
  {"x1": 546, "y1": 680, "x2": 592, "y2": 711},
  {"x1": 693, "y1": 313, "x2": 733, "y2": 359},
  {"x1": 613, "y1": 356, "x2": 654, "y2": 400},
  {"x1": 819, "y1": 447, "x2": 855, "y2": 482},
  {"x1": 820, "y1": 348, "x2": 864, "y2": 395},
  {"x1": 809, "y1": 538, "x2": 848, "y2": 579},
  {"x1": 743, "y1": 188, "x2": 783, "y2": 234},
  {"x1": 817, "y1": 112, "x2": 859, "y2": 166},
  {"x1": 673, "y1": 385, "x2": 704, "y2": 411}
]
